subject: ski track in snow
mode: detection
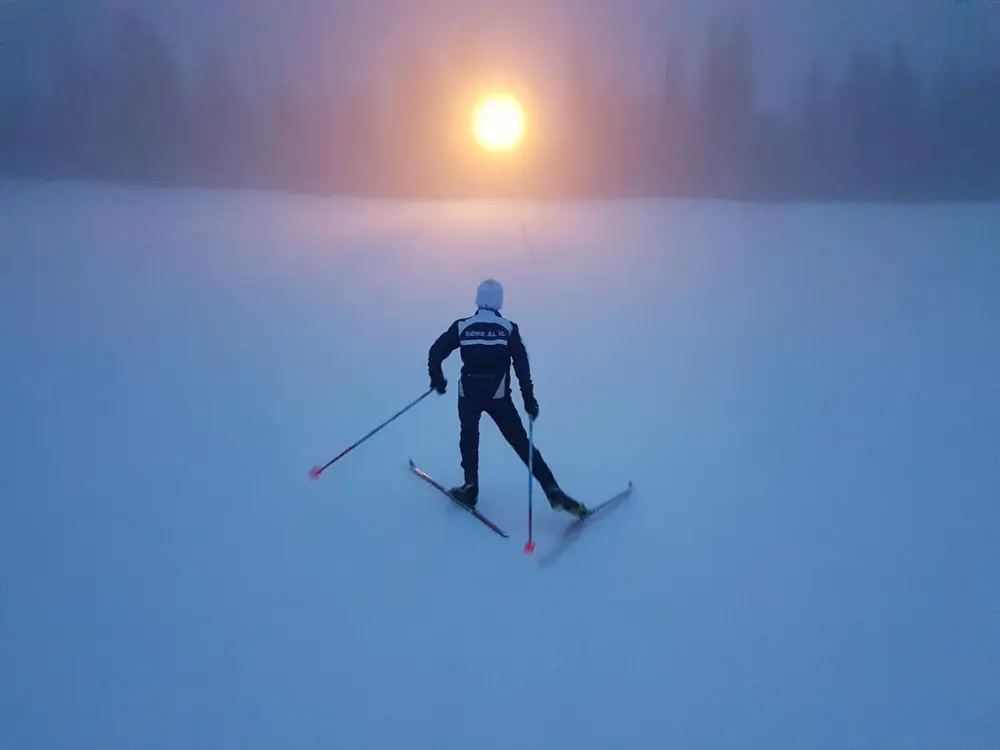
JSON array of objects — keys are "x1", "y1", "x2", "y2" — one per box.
[{"x1": 2, "y1": 181, "x2": 999, "y2": 750}]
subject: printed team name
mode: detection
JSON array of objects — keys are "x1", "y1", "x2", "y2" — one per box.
[{"x1": 464, "y1": 330, "x2": 507, "y2": 338}]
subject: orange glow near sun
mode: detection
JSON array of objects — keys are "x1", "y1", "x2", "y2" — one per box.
[{"x1": 472, "y1": 94, "x2": 525, "y2": 152}]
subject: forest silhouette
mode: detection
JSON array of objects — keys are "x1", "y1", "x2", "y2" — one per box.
[{"x1": 3, "y1": 8, "x2": 998, "y2": 201}]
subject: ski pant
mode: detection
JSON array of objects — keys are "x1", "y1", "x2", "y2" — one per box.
[{"x1": 458, "y1": 393, "x2": 557, "y2": 491}]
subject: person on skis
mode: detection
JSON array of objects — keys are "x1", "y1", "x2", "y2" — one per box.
[{"x1": 427, "y1": 278, "x2": 588, "y2": 517}]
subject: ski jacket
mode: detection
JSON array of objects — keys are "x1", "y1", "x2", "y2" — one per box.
[{"x1": 428, "y1": 307, "x2": 536, "y2": 405}]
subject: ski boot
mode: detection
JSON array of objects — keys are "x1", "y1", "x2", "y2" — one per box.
[
  {"x1": 448, "y1": 482, "x2": 479, "y2": 508},
  {"x1": 545, "y1": 486, "x2": 590, "y2": 518}
]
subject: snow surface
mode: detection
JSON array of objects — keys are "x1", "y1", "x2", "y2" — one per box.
[{"x1": 2, "y1": 181, "x2": 999, "y2": 750}]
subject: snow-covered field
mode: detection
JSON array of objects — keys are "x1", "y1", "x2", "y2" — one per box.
[{"x1": 2, "y1": 181, "x2": 998, "y2": 749}]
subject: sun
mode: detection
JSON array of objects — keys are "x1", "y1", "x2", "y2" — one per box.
[{"x1": 472, "y1": 94, "x2": 525, "y2": 152}]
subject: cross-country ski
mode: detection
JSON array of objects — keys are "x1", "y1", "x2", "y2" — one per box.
[
  {"x1": 538, "y1": 481, "x2": 635, "y2": 568},
  {"x1": 409, "y1": 458, "x2": 510, "y2": 538}
]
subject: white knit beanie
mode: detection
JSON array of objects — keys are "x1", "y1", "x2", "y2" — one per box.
[{"x1": 475, "y1": 278, "x2": 503, "y2": 311}]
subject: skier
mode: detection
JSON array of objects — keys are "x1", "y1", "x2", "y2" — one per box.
[{"x1": 427, "y1": 278, "x2": 588, "y2": 517}]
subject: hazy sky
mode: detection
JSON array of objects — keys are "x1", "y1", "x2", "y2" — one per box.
[{"x1": 7, "y1": 0, "x2": 1000, "y2": 107}]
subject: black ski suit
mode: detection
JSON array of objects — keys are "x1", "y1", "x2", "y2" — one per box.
[{"x1": 428, "y1": 306, "x2": 558, "y2": 492}]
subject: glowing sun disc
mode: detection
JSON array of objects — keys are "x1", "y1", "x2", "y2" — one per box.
[{"x1": 472, "y1": 94, "x2": 525, "y2": 152}]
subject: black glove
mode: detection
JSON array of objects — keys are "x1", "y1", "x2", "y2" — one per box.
[
  {"x1": 524, "y1": 395, "x2": 539, "y2": 420},
  {"x1": 430, "y1": 372, "x2": 447, "y2": 394}
]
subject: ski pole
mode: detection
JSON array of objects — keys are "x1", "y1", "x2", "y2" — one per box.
[
  {"x1": 309, "y1": 387, "x2": 433, "y2": 479},
  {"x1": 524, "y1": 415, "x2": 535, "y2": 553}
]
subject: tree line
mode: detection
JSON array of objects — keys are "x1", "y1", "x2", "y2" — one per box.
[{"x1": 2, "y1": 8, "x2": 998, "y2": 201}]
